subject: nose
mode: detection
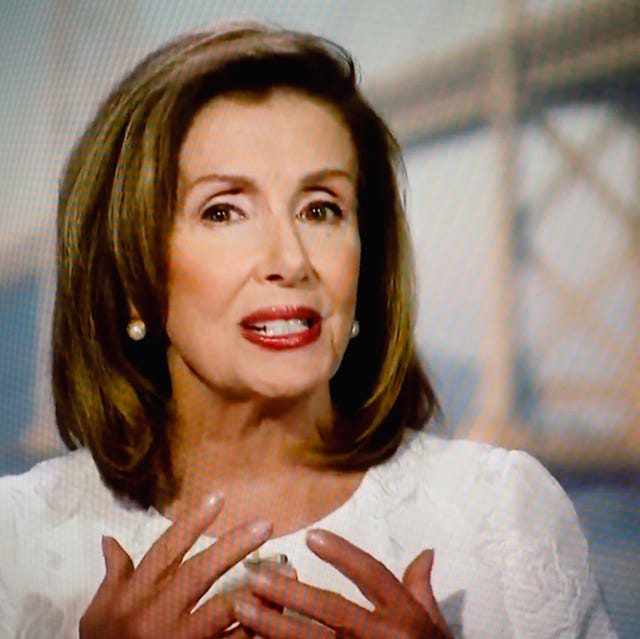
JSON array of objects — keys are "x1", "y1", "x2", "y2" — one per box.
[{"x1": 257, "y1": 214, "x2": 313, "y2": 285}]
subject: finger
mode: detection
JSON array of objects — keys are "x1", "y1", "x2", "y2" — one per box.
[
  {"x1": 245, "y1": 559, "x2": 298, "y2": 612},
  {"x1": 268, "y1": 561, "x2": 297, "y2": 580},
  {"x1": 181, "y1": 588, "x2": 246, "y2": 639},
  {"x1": 179, "y1": 518, "x2": 273, "y2": 611},
  {"x1": 234, "y1": 597, "x2": 334, "y2": 639},
  {"x1": 243, "y1": 555, "x2": 298, "y2": 580},
  {"x1": 250, "y1": 562, "x2": 298, "y2": 612},
  {"x1": 402, "y1": 549, "x2": 450, "y2": 631},
  {"x1": 306, "y1": 529, "x2": 402, "y2": 608},
  {"x1": 136, "y1": 493, "x2": 224, "y2": 583},
  {"x1": 248, "y1": 570, "x2": 373, "y2": 635},
  {"x1": 102, "y1": 535, "x2": 134, "y2": 582},
  {"x1": 402, "y1": 549, "x2": 435, "y2": 609}
]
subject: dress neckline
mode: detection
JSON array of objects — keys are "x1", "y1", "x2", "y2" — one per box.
[
  {"x1": 139, "y1": 430, "x2": 423, "y2": 549},
  {"x1": 147, "y1": 462, "x2": 373, "y2": 544}
]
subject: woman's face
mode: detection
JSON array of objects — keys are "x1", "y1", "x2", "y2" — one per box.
[{"x1": 166, "y1": 89, "x2": 361, "y2": 401}]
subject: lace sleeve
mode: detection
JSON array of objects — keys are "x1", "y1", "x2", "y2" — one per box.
[
  {"x1": 489, "y1": 450, "x2": 618, "y2": 639},
  {"x1": 0, "y1": 478, "x2": 22, "y2": 637},
  {"x1": 0, "y1": 475, "x2": 77, "y2": 639}
]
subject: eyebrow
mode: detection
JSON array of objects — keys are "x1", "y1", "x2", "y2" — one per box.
[
  {"x1": 300, "y1": 168, "x2": 356, "y2": 188},
  {"x1": 182, "y1": 167, "x2": 356, "y2": 192}
]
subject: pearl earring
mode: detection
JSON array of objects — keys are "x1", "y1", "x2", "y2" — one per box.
[
  {"x1": 126, "y1": 319, "x2": 146, "y2": 341},
  {"x1": 350, "y1": 320, "x2": 360, "y2": 339}
]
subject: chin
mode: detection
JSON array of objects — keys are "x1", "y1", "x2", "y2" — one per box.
[
  {"x1": 248, "y1": 366, "x2": 331, "y2": 400},
  {"x1": 251, "y1": 378, "x2": 321, "y2": 400}
]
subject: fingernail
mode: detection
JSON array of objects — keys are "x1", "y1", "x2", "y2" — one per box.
[
  {"x1": 203, "y1": 492, "x2": 224, "y2": 510},
  {"x1": 306, "y1": 528, "x2": 325, "y2": 547},
  {"x1": 249, "y1": 519, "x2": 273, "y2": 542}
]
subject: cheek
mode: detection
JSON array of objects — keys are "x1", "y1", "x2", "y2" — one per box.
[
  {"x1": 335, "y1": 237, "x2": 361, "y2": 311},
  {"x1": 326, "y1": 249, "x2": 359, "y2": 376},
  {"x1": 323, "y1": 236, "x2": 360, "y2": 326},
  {"x1": 166, "y1": 243, "x2": 236, "y2": 329}
]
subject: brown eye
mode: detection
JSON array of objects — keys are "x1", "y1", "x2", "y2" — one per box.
[
  {"x1": 201, "y1": 203, "x2": 243, "y2": 223},
  {"x1": 300, "y1": 201, "x2": 344, "y2": 223}
]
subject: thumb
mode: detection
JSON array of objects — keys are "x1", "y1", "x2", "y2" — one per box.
[
  {"x1": 101, "y1": 535, "x2": 134, "y2": 582},
  {"x1": 403, "y1": 549, "x2": 449, "y2": 631},
  {"x1": 402, "y1": 548, "x2": 436, "y2": 609}
]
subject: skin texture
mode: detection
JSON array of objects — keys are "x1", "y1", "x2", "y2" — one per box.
[
  {"x1": 161, "y1": 90, "x2": 366, "y2": 539},
  {"x1": 80, "y1": 495, "x2": 267, "y2": 639},
  {"x1": 80, "y1": 90, "x2": 452, "y2": 637},
  {"x1": 236, "y1": 530, "x2": 453, "y2": 638},
  {"x1": 167, "y1": 89, "x2": 360, "y2": 405}
]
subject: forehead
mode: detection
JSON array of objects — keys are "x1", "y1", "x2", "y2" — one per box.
[{"x1": 178, "y1": 89, "x2": 358, "y2": 181}]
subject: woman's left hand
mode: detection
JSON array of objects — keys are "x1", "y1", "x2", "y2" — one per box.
[{"x1": 234, "y1": 529, "x2": 454, "y2": 638}]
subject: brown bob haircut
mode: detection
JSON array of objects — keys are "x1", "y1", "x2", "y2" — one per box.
[{"x1": 53, "y1": 25, "x2": 439, "y2": 508}]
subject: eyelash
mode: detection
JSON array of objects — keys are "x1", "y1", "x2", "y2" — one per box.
[
  {"x1": 199, "y1": 200, "x2": 345, "y2": 224},
  {"x1": 299, "y1": 201, "x2": 344, "y2": 223},
  {"x1": 200, "y1": 203, "x2": 244, "y2": 223}
]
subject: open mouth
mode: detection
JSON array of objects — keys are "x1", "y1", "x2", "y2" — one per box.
[
  {"x1": 240, "y1": 307, "x2": 322, "y2": 349},
  {"x1": 247, "y1": 318, "x2": 315, "y2": 336}
]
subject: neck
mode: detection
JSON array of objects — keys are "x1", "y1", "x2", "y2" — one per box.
[
  {"x1": 166, "y1": 368, "x2": 335, "y2": 506},
  {"x1": 158, "y1": 359, "x2": 366, "y2": 538}
]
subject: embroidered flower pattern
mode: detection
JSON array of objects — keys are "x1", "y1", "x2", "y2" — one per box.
[{"x1": 17, "y1": 593, "x2": 64, "y2": 639}]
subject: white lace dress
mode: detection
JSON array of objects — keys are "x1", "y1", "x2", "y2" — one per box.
[{"x1": 0, "y1": 430, "x2": 618, "y2": 638}]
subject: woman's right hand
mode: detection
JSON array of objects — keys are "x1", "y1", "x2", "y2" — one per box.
[{"x1": 79, "y1": 494, "x2": 272, "y2": 639}]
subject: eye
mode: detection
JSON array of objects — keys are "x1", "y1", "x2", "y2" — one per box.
[
  {"x1": 300, "y1": 201, "x2": 344, "y2": 223},
  {"x1": 200, "y1": 203, "x2": 243, "y2": 224}
]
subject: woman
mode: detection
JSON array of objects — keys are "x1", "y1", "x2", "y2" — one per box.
[{"x1": 0, "y1": 25, "x2": 617, "y2": 638}]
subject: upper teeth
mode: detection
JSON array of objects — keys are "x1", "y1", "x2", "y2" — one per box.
[{"x1": 251, "y1": 319, "x2": 310, "y2": 336}]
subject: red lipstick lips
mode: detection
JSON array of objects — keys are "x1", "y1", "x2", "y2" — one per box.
[{"x1": 240, "y1": 306, "x2": 322, "y2": 350}]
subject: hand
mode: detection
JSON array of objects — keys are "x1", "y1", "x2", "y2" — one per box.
[
  {"x1": 235, "y1": 529, "x2": 453, "y2": 638},
  {"x1": 79, "y1": 494, "x2": 273, "y2": 639},
  {"x1": 232, "y1": 559, "x2": 299, "y2": 638}
]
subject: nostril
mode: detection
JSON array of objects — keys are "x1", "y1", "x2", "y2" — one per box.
[{"x1": 265, "y1": 273, "x2": 284, "y2": 282}]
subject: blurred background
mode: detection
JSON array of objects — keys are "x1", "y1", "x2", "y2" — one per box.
[{"x1": 1, "y1": 0, "x2": 638, "y2": 636}]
